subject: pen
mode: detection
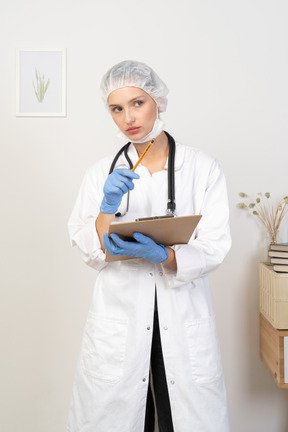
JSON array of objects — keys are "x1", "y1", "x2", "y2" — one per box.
[{"x1": 131, "y1": 139, "x2": 155, "y2": 172}]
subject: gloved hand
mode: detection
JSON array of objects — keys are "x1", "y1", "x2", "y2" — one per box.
[
  {"x1": 103, "y1": 232, "x2": 169, "y2": 263},
  {"x1": 100, "y1": 169, "x2": 140, "y2": 214}
]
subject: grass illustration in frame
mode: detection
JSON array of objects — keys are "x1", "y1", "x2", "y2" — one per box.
[{"x1": 16, "y1": 48, "x2": 66, "y2": 117}]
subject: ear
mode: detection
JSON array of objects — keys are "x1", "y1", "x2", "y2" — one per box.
[{"x1": 156, "y1": 104, "x2": 160, "y2": 119}]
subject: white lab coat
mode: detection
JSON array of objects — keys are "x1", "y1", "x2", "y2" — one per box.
[{"x1": 67, "y1": 141, "x2": 231, "y2": 432}]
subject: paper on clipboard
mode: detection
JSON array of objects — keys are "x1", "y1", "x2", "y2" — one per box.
[{"x1": 105, "y1": 215, "x2": 202, "y2": 262}]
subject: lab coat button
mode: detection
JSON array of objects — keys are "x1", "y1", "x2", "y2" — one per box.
[
  {"x1": 170, "y1": 380, "x2": 175, "y2": 385},
  {"x1": 147, "y1": 326, "x2": 151, "y2": 330},
  {"x1": 149, "y1": 272, "x2": 153, "y2": 277},
  {"x1": 159, "y1": 271, "x2": 163, "y2": 276},
  {"x1": 142, "y1": 378, "x2": 146, "y2": 382},
  {"x1": 163, "y1": 326, "x2": 168, "y2": 330}
]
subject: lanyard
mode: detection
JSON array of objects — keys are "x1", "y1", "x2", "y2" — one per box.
[{"x1": 109, "y1": 131, "x2": 176, "y2": 217}]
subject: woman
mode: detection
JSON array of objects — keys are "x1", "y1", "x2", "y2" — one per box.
[{"x1": 67, "y1": 60, "x2": 231, "y2": 432}]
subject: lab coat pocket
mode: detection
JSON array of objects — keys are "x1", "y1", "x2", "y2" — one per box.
[
  {"x1": 185, "y1": 316, "x2": 223, "y2": 384},
  {"x1": 81, "y1": 312, "x2": 128, "y2": 383}
]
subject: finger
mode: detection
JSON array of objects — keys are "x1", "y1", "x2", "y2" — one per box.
[
  {"x1": 110, "y1": 180, "x2": 130, "y2": 195},
  {"x1": 110, "y1": 175, "x2": 136, "y2": 193},
  {"x1": 103, "y1": 233, "x2": 123, "y2": 255},
  {"x1": 117, "y1": 178, "x2": 135, "y2": 193},
  {"x1": 133, "y1": 232, "x2": 153, "y2": 244},
  {"x1": 109, "y1": 233, "x2": 129, "y2": 248},
  {"x1": 114, "y1": 168, "x2": 140, "y2": 180},
  {"x1": 104, "y1": 182, "x2": 128, "y2": 196},
  {"x1": 103, "y1": 232, "x2": 114, "y2": 250},
  {"x1": 106, "y1": 176, "x2": 133, "y2": 195}
]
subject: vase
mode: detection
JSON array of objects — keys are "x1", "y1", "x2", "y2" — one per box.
[
  {"x1": 264, "y1": 230, "x2": 278, "y2": 264},
  {"x1": 269, "y1": 228, "x2": 279, "y2": 245}
]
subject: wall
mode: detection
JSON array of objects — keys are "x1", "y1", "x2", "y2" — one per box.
[{"x1": 1, "y1": 0, "x2": 288, "y2": 431}]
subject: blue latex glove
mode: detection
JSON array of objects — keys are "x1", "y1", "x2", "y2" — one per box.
[
  {"x1": 100, "y1": 169, "x2": 140, "y2": 214},
  {"x1": 103, "y1": 232, "x2": 169, "y2": 263}
]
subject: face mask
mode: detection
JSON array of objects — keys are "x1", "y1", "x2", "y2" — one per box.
[{"x1": 117, "y1": 118, "x2": 165, "y2": 144}]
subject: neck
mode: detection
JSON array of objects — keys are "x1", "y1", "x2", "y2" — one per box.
[
  {"x1": 133, "y1": 131, "x2": 169, "y2": 174},
  {"x1": 134, "y1": 131, "x2": 168, "y2": 158}
]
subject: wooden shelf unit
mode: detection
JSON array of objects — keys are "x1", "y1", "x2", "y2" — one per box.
[
  {"x1": 260, "y1": 313, "x2": 288, "y2": 389},
  {"x1": 259, "y1": 262, "x2": 288, "y2": 329}
]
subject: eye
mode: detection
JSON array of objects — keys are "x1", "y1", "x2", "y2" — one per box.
[
  {"x1": 111, "y1": 106, "x2": 122, "y2": 113},
  {"x1": 135, "y1": 100, "x2": 143, "y2": 107}
]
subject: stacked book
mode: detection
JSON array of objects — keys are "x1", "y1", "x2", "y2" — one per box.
[{"x1": 268, "y1": 243, "x2": 288, "y2": 273}]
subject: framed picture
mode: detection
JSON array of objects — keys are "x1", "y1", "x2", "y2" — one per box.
[{"x1": 16, "y1": 48, "x2": 66, "y2": 117}]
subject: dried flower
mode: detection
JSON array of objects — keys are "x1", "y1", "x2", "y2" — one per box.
[{"x1": 237, "y1": 192, "x2": 288, "y2": 243}]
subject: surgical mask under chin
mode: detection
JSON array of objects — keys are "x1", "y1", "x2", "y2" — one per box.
[{"x1": 117, "y1": 118, "x2": 165, "y2": 144}]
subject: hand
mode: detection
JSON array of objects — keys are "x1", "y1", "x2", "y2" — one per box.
[
  {"x1": 103, "y1": 232, "x2": 168, "y2": 263},
  {"x1": 100, "y1": 169, "x2": 140, "y2": 214}
]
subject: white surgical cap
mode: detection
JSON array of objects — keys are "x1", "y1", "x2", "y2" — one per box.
[{"x1": 100, "y1": 60, "x2": 169, "y2": 112}]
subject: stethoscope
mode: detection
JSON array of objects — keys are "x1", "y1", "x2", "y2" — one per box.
[{"x1": 109, "y1": 131, "x2": 176, "y2": 217}]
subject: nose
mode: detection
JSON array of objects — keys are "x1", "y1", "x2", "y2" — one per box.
[{"x1": 124, "y1": 107, "x2": 135, "y2": 125}]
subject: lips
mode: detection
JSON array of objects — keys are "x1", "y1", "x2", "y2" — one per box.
[{"x1": 126, "y1": 127, "x2": 141, "y2": 134}]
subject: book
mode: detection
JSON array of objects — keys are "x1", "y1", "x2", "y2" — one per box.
[
  {"x1": 268, "y1": 250, "x2": 288, "y2": 259},
  {"x1": 270, "y1": 243, "x2": 288, "y2": 252},
  {"x1": 105, "y1": 214, "x2": 202, "y2": 262},
  {"x1": 273, "y1": 264, "x2": 288, "y2": 273},
  {"x1": 271, "y1": 257, "x2": 288, "y2": 265}
]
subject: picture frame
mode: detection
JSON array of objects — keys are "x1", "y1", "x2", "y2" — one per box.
[{"x1": 16, "y1": 48, "x2": 66, "y2": 117}]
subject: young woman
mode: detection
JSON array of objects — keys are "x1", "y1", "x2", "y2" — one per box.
[{"x1": 67, "y1": 60, "x2": 231, "y2": 432}]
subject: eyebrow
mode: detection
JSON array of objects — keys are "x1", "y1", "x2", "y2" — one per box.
[{"x1": 108, "y1": 95, "x2": 146, "y2": 108}]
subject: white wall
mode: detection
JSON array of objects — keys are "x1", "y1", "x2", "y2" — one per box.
[{"x1": 1, "y1": 0, "x2": 288, "y2": 431}]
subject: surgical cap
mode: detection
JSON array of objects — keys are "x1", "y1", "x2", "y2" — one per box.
[{"x1": 100, "y1": 60, "x2": 169, "y2": 112}]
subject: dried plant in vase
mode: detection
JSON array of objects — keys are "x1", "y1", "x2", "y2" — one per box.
[{"x1": 237, "y1": 192, "x2": 288, "y2": 244}]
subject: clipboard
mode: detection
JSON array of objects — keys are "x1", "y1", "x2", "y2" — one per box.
[{"x1": 105, "y1": 214, "x2": 202, "y2": 262}]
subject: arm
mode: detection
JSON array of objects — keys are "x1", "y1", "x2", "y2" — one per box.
[
  {"x1": 162, "y1": 159, "x2": 231, "y2": 287},
  {"x1": 68, "y1": 166, "x2": 107, "y2": 271},
  {"x1": 96, "y1": 212, "x2": 115, "y2": 252},
  {"x1": 96, "y1": 168, "x2": 140, "y2": 251},
  {"x1": 165, "y1": 247, "x2": 177, "y2": 269},
  {"x1": 68, "y1": 164, "x2": 139, "y2": 271}
]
